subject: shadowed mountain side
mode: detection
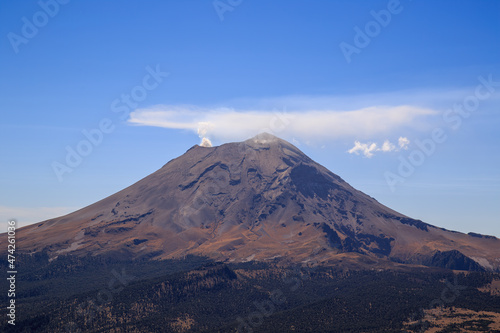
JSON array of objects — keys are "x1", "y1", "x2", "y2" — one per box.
[{"x1": 6, "y1": 133, "x2": 500, "y2": 271}]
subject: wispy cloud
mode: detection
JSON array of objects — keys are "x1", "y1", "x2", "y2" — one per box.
[
  {"x1": 226, "y1": 89, "x2": 500, "y2": 111},
  {"x1": 348, "y1": 137, "x2": 410, "y2": 158},
  {"x1": 128, "y1": 104, "x2": 436, "y2": 144}
]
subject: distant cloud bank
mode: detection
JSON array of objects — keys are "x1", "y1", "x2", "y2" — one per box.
[{"x1": 0, "y1": 206, "x2": 79, "y2": 230}]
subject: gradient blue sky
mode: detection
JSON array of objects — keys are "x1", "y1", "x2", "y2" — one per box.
[{"x1": 1, "y1": 0, "x2": 499, "y2": 236}]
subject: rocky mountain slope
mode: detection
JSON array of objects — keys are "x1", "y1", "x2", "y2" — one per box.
[{"x1": 7, "y1": 133, "x2": 500, "y2": 271}]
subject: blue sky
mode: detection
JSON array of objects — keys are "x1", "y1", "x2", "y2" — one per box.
[{"x1": 1, "y1": 0, "x2": 499, "y2": 236}]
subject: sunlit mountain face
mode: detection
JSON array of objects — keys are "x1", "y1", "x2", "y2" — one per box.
[
  {"x1": 2, "y1": 134, "x2": 499, "y2": 332},
  {"x1": 9, "y1": 133, "x2": 499, "y2": 271}
]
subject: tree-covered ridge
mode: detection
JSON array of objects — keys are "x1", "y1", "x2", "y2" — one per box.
[{"x1": 1, "y1": 254, "x2": 499, "y2": 332}]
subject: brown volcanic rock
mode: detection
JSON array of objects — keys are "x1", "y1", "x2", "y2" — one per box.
[{"x1": 8, "y1": 133, "x2": 500, "y2": 270}]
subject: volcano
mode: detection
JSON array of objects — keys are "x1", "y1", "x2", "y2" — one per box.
[{"x1": 10, "y1": 133, "x2": 500, "y2": 271}]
